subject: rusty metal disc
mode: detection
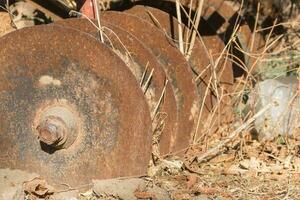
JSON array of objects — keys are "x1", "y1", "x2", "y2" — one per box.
[
  {"x1": 101, "y1": 11, "x2": 200, "y2": 153},
  {"x1": 125, "y1": 5, "x2": 234, "y2": 124},
  {"x1": 52, "y1": 18, "x2": 178, "y2": 155},
  {"x1": 125, "y1": 2, "x2": 257, "y2": 128},
  {"x1": 0, "y1": 25, "x2": 152, "y2": 187}
]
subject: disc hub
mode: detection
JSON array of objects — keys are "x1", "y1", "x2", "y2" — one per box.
[{"x1": 35, "y1": 103, "x2": 79, "y2": 149}]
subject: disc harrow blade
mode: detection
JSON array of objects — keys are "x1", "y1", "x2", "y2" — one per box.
[
  {"x1": 0, "y1": 1, "x2": 263, "y2": 188},
  {"x1": 0, "y1": 25, "x2": 152, "y2": 187}
]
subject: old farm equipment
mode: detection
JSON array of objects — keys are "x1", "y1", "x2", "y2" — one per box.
[{"x1": 0, "y1": 0, "x2": 262, "y2": 187}]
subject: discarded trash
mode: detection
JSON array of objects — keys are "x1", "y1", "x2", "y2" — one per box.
[
  {"x1": 252, "y1": 76, "x2": 300, "y2": 140},
  {"x1": 23, "y1": 178, "x2": 55, "y2": 198}
]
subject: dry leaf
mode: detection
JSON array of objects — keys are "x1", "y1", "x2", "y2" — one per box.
[
  {"x1": 23, "y1": 177, "x2": 54, "y2": 198},
  {"x1": 134, "y1": 190, "x2": 157, "y2": 200}
]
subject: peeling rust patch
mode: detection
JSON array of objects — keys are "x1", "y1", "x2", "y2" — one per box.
[{"x1": 38, "y1": 75, "x2": 62, "y2": 87}]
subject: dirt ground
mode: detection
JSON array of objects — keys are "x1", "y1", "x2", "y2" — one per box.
[{"x1": 1, "y1": 1, "x2": 300, "y2": 200}]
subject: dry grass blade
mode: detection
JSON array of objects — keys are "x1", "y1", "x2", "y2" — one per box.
[
  {"x1": 186, "y1": 0, "x2": 204, "y2": 59},
  {"x1": 93, "y1": 0, "x2": 104, "y2": 43},
  {"x1": 152, "y1": 79, "x2": 168, "y2": 119},
  {"x1": 184, "y1": 0, "x2": 194, "y2": 53},
  {"x1": 175, "y1": 0, "x2": 184, "y2": 54},
  {"x1": 250, "y1": 2, "x2": 260, "y2": 52},
  {"x1": 142, "y1": 68, "x2": 154, "y2": 94},
  {"x1": 194, "y1": 64, "x2": 211, "y2": 82},
  {"x1": 140, "y1": 62, "x2": 149, "y2": 86},
  {"x1": 178, "y1": 3, "x2": 211, "y2": 66}
]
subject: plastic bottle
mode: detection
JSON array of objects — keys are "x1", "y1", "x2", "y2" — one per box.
[{"x1": 251, "y1": 76, "x2": 300, "y2": 140}]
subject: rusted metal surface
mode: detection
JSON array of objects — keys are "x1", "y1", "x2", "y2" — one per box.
[
  {"x1": 100, "y1": 11, "x2": 200, "y2": 153},
  {"x1": 0, "y1": 25, "x2": 152, "y2": 187},
  {"x1": 52, "y1": 18, "x2": 178, "y2": 155},
  {"x1": 125, "y1": 5, "x2": 234, "y2": 121}
]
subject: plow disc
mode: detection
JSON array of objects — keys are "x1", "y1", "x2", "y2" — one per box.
[
  {"x1": 0, "y1": 25, "x2": 152, "y2": 187},
  {"x1": 0, "y1": 0, "x2": 260, "y2": 187}
]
